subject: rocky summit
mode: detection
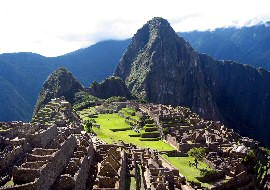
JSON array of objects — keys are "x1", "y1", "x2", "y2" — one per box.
[
  {"x1": 33, "y1": 68, "x2": 84, "y2": 115},
  {"x1": 115, "y1": 17, "x2": 270, "y2": 147},
  {"x1": 87, "y1": 76, "x2": 133, "y2": 99}
]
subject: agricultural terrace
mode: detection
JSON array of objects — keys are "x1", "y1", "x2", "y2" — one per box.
[
  {"x1": 79, "y1": 106, "x2": 213, "y2": 187},
  {"x1": 93, "y1": 114, "x2": 174, "y2": 151}
]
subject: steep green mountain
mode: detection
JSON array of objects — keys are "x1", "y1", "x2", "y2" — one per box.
[
  {"x1": 1, "y1": 22, "x2": 270, "y2": 122},
  {"x1": 33, "y1": 68, "x2": 84, "y2": 115},
  {"x1": 180, "y1": 22, "x2": 270, "y2": 69},
  {"x1": 88, "y1": 76, "x2": 133, "y2": 99},
  {"x1": 0, "y1": 40, "x2": 130, "y2": 121},
  {"x1": 115, "y1": 17, "x2": 270, "y2": 146}
]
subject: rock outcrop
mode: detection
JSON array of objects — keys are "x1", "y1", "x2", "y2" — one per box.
[
  {"x1": 88, "y1": 76, "x2": 133, "y2": 99},
  {"x1": 115, "y1": 17, "x2": 270, "y2": 146},
  {"x1": 33, "y1": 68, "x2": 84, "y2": 115}
]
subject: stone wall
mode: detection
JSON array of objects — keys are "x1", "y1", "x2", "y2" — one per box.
[{"x1": 28, "y1": 124, "x2": 57, "y2": 148}]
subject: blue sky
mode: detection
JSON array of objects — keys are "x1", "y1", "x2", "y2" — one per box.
[{"x1": 0, "y1": 0, "x2": 269, "y2": 57}]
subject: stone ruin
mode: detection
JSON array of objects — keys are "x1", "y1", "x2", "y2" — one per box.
[
  {"x1": 0, "y1": 98, "x2": 94, "y2": 190},
  {"x1": 1, "y1": 98, "x2": 270, "y2": 189},
  {"x1": 138, "y1": 103, "x2": 270, "y2": 189}
]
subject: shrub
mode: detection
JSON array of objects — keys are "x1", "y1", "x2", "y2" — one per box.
[
  {"x1": 83, "y1": 120, "x2": 93, "y2": 133},
  {"x1": 163, "y1": 128, "x2": 168, "y2": 135}
]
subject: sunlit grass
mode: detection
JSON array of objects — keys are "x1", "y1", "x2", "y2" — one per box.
[
  {"x1": 92, "y1": 114, "x2": 174, "y2": 151},
  {"x1": 162, "y1": 155, "x2": 212, "y2": 187}
]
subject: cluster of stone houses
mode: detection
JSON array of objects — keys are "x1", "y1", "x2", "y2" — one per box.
[
  {"x1": 0, "y1": 98, "x2": 270, "y2": 189},
  {"x1": 0, "y1": 98, "x2": 93, "y2": 190},
  {"x1": 0, "y1": 98, "x2": 188, "y2": 190},
  {"x1": 137, "y1": 103, "x2": 270, "y2": 189}
]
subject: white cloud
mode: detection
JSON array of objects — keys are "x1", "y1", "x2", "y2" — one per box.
[{"x1": 0, "y1": 0, "x2": 269, "y2": 56}]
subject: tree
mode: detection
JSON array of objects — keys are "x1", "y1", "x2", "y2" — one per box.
[
  {"x1": 83, "y1": 119, "x2": 93, "y2": 133},
  {"x1": 188, "y1": 147, "x2": 206, "y2": 161}
]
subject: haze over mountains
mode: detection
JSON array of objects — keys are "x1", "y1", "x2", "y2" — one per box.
[
  {"x1": 0, "y1": 18, "x2": 270, "y2": 137},
  {"x1": 181, "y1": 21, "x2": 270, "y2": 69}
]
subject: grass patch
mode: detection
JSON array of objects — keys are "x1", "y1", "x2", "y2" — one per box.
[
  {"x1": 90, "y1": 113, "x2": 174, "y2": 151},
  {"x1": 126, "y1": 176, "x2": 136, "y2": 190},
  {"x1": 120, "y1": 107, "x2": 140, "y2": 121},
  {"x1": 162, "y1": 155, "x2": 212, "y2": 188}
]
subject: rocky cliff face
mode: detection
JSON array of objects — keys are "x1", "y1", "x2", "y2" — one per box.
[
  {"x1": 115, "y1": 17, "x2": 220, "y2": 119},
  {"x1": 33, "y1": 68, "x2": 84, "y2": 115},
  {"x1": 88, "y1": 76, "x2": 133, "y2": 99},
  {"x1": 115, "y1": 17, "x2": 270, "y2": 146}
]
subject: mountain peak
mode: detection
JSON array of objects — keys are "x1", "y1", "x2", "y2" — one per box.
[
  {"x1": 115, "y1": 17, "x2": 196, "y2": 98},
  {"x1": 146, "y1": 17, "x2": 171, "y2": 28},
  {"x1": 33, "y1": 67, "x2": 84, "y2": 115},
  {"x1": 137, "y1": 17, "x2": 177, "y2": 41}
]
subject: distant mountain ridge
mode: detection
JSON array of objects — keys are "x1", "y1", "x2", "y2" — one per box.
[
  {"x1": 180, "y1": 23, "x2": 270, "y2": 69},
  {"x1": 115, "y1": 17, "x2": 270, "y2": 146},
  {"x1": 0, "y1": 40, "x2": 130, "y2": 121},
  {"x1": 1, "y1": 21, "x2": 270, "y2": 122}
]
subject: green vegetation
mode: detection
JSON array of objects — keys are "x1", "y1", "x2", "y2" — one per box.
[
  {"x1": 79, "y1": 107, "x2": 97, "y2": 120},
  {"x1": 89, "y1": 76, "x2": 133, "y2": 99},
  {"x1": 162, "y1": 155, "x2": 211, "y2": 187},
  {"x1": 33, "y1": 67, "x2": 84, "y2": 115},
  {"x1": 126, "y1": 176, "x2": 136, "y2": 190},
  {"x1": 83, "y1": 119, "x2": 95, "y2": 133},
  {"x1": 188, "y1": 147, "x2": 206, "y2": 161},
  {"x1": 73, "y1": 91, "x2": 99, "y2": 111},
  {"x1": 119, "y1": 107, "x2": 140, "y2": 121},
  {"x1": 105, "y1": 96, "x2": 127, "y2": 103},
  {"x1": 88, "y1": 113, "x2": 174, "y2": 151},
  {"x1": 243, "y1": 149, "x2": 256, "y2": 163}
]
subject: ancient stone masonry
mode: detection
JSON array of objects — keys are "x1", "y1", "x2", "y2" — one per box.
[
  {"x1": 0, "y1": 98, "x2": 94, "y2": 190},
  {"x1": 123, "y1": 145, "x2": 188, "y2": 190},
  {"x1": 93, "y1": 144, "x2": 127, "y2": 190},
  {"x1": 1, "y1": 98, "x2": 270, "y2": 189},
  {"x1": 137, "y1": 102, "x2": 269, "y2": 189}
]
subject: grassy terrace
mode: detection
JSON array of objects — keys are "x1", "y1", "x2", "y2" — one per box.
[
  {"x1": 79, "y1": 107, "x2": 97, "y2": 119},
  {"x1": 89, "y1": 113, "x2": 174, "y2": 151},
  {"x1": 119, "y1": 107, "x2": 140, "y2": 121},
  {"x1": 79, "y1": 108, "x2": 212, "y2": 187},
  {"x1": 162, "y1": 155, "x2": 212, "y2": 188}
]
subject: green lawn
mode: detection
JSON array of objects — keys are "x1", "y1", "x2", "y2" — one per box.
[
  {"x1": 91, "y1": 114, "x2": 174, "y2": 151},
  {"x1": 162, "y1": 155, "x2": 212, "y2": 187},
  {"x1": 120, "y1": 107, "x2": 140, "y2": 121}
]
